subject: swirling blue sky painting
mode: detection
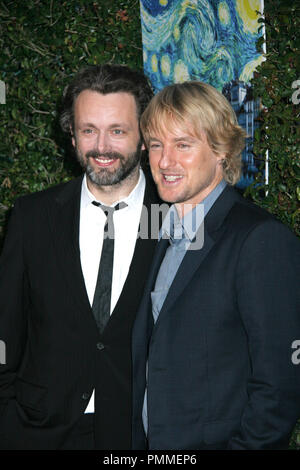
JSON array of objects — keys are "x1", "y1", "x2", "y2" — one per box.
[
  {"x1": 140, "y1": 0, "x2": 265, "y2": 188},
  {"x1": 140, "y1": 0, "x2": 264, "y2": 93}
]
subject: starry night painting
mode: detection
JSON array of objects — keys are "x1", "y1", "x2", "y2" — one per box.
[{"x1": 140, "y1": 0, "x2": 265, "y2": 189}]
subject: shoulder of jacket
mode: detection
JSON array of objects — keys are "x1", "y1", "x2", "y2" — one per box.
[
  {"x1": 14, "y1": 176, "x2": 82, "y2": 210},
  {"x1": 227, "y1": 194, "x2": 297, "y2": 243}
]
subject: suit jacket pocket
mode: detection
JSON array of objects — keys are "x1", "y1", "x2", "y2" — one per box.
[
  {"x1": 203, "y1": 419, "x2": 240, "y2": 446},
  {"x1": 15, "y1": 377, "x2": 47, "y2": 424}
]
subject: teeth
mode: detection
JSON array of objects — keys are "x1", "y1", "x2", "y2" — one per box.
[
  {"x1": 96, "y1": 158, "x2": 114, "y2": 163},
  {"x1": 164, "y1": 175, "x2": 183, "y2": 182}
]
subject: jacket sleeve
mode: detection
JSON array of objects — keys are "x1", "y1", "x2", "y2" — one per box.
[
  {"x1": 0, "y1": 199, "x2": 28, "y2": 416},
  {"x1": 228, "y1": 218, "x2": 300, "y2": 449}
]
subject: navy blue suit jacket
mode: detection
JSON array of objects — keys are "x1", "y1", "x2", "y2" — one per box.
[{"x1": 132, "y1": 186, "x2": 300, "y2": 450}]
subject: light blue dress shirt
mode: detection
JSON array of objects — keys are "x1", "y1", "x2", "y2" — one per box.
[{"x1": 142, "y1": 179, "x2": 227, "y2": 434}]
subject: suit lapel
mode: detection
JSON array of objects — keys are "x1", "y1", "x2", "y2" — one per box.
[
  {"x1": 152, "y1": 186, "x2": 240, "y2": 329},
  {"x1": 47, "y1": 176, "x2": 93, "y2": 320},
  {"x1": 154, "y1": 230, "x2": 216, "y2": 329}
]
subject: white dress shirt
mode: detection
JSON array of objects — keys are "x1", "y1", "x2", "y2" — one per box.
[{"x1": 79, "y1": 169, "x2": 146, "y2": 412}]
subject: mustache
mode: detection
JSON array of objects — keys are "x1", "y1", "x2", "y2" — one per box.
[{"x1": 86, "y1": 150, "x2": 124, "y2": 161}]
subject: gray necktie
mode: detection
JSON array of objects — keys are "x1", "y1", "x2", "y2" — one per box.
[{"x1": 91, "y1": 201, "x2": 127, "y2": 334}]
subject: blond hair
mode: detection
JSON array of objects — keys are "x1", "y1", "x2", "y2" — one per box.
[{"x1": 140, "y1": 81, "x2": 246, "y2": 185}]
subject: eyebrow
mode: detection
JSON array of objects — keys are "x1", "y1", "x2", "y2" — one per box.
[
  {"x1": 78, "y1": 122, "x2": 97, "y2": 128},
  {"x1": 173, "y1": 136, "x2": 196, "y2": 143},
  {"x1": 149, "y1": 135, "x2": 196, "y2": 143},
  {"x1": 78, "y1": 122, "x2": 131, "y2": 130}
]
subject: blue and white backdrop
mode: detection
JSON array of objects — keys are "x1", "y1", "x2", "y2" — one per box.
[{"x1": 140, "y1": 0, "x2": 265, "y2": 189}]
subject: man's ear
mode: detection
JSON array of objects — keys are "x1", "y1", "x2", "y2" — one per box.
[
  {"x1": 216, "y1": 152, "x2": 226, "y2": 165},
  {"x1": 70, "y1": 127, "x2": 75, "y2": 147}
]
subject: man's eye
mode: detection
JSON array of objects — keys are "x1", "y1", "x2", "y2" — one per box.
[
  {"x1": 177, "y1": 143, "x2": 189, "y2": 149},
  {"x1": 150, "y1": 143, "x2": 161, "y2": 149},
  {"x1": 82, "y1": 129, "x2": 94, "y2": 134},
  {"x1": 112, "y1": 129, "x2": 124, "y2": 135}
]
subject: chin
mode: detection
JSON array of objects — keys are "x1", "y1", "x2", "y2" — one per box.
[{"x1": 157, "y1": 190, "x2": 178, "y2": 204}]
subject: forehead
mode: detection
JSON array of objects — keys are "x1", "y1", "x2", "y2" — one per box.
[
  {"x1": 148, "y1": 115, "x2": 198, "y2": 141},
  {"x1": 74, "y1": 90, "x2": 138, "y2": 122}
]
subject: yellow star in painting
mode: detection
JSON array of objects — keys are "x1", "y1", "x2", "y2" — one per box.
[
  {"x1": 174, "y1": 60, "x2": 190, "y2": 83},
  {"x1": 161, "y1": 55, "x2": 171, "y2": 78},
  {"x1": 236, "y1": 0, "x2": 261, "y2": 34},
  {"x1": 151, "y1": 54, "x2": 158, "y2": 73},
  {"x1": 218, "y1": 1, "x2": 231, "y2": 26}
]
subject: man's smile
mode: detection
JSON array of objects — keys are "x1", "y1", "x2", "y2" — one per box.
[
  {"x1": 161, "y1": 174, "x2": 184, "y2": 184},
  {"x1": 92, "y1": 156, "x2": 118, "y2": 167}
]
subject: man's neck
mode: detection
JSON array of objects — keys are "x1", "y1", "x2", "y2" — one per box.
[
  {"x1": 86, "y1": 167, "x2": 140, "y2": 205},
  {"x1": 175, "y1": 178, "x2": 226, "y2": 219},
  {"x1": 175, "y1": 177, "x2": 224, "y2": 219}
]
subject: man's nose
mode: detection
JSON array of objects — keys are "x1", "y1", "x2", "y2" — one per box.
[
  {"x1": 159, "y1": 145, "x2": 175, "y2": 169},
  {"x1": 95, "y1": 132, "x2": 110, "y2": 153}
]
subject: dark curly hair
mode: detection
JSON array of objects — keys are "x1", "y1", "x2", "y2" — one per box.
[{"x1": 60, "y1": 63, "x2": 153, "y2": 135}]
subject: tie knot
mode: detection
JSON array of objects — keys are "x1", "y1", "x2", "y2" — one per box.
[
  {"x1": 162, "y1": 210, "x2": 185, "y2": 246},
  {"x1": 92, "y1": 201, "x2": 127, "y2": 217},
  {"x1": 92, "y1": 201, "x2": 127, "y2": 236}
]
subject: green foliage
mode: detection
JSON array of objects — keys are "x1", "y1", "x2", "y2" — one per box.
[
  {"x1": 248, "y1": 0, "x2": 300, "y2": 449},
  {"x1": 289, "y1": 419, "x2": 300, "y2": 450},
  {"x1": 247, "y1": 0, "x2": 300, "y2": 237},
  {"x1": 0, "y1": 0, "x2": 143, "y2": 241}
]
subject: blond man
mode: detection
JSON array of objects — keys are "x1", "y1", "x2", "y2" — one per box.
[{"x1": 132, "y1": 81, "x2": 300, "y2": 450}]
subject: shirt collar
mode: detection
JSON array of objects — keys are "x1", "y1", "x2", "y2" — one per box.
[
  {"x1": 160, "y1": 179, "x2": 227, "y2": 243},
  {"x1": 81, "y1": 169, "x2": 145, "y2": 209}
]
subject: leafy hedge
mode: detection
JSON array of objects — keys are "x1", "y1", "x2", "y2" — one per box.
[
  {"x1": 247, "y1": 0, "x2": 300, "y2": 448},
  {"x1": 0, "y1": 0, "x2": 143, "y2": 241},
  {"x1": 248, "y1": 0, "x2": 300, "y2": 237}
]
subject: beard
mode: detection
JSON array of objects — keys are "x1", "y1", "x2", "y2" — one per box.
[{"x1": 76, "y1": 142, "x2": 142, "y2": 187}]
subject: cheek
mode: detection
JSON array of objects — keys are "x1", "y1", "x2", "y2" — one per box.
[
  {"x1": 149, "y1": 152, "x2": 160, "y2": 169},
  {"x1": 77, "y1": 138, "x2": 95, "y2": 152}
]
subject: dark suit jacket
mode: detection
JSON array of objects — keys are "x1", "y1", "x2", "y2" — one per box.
[
  {"x1": 132, "y1": 185, "x2": 300, "y2": 450},
  {"x1": 0, "y1": 172, "x2": 160, "y2": 450}
]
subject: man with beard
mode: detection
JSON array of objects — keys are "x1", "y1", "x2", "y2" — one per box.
[{"x1": 0, "y1": 64, "x2": 160, "y2": 449}]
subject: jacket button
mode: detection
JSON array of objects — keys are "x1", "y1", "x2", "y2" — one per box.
[
  {"x1": 97, "y1": 342, "x2": 105, "y2": 350},
  {"x1": 82, "y1": 392, "x2": 90, "y2": 400}
]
